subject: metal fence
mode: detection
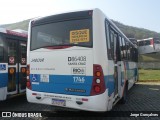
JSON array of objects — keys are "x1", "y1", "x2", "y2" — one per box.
[{"x1": 138, "y1": 62, "x2": 160, "y2": 69}]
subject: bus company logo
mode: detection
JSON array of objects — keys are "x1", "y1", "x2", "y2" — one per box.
[
  {"x1": 31, "y1": 58, "x2": 44, "y2": 62},
  {"x1": 2, "y1": 112, "x2": 11, "y2": 117},
  {"x1": 72, "y1": 67, "x2": 86, "y2": 75},
  {"x1": 0, "y1": 64, "x2": 6, "y2": 71}
]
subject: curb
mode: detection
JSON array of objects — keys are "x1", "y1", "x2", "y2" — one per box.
[{"x1": 138, "y1": 80, "x2": 160, "y2": 82}]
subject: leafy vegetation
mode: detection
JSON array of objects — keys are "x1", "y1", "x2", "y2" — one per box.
[
  {"x1": 139, "y1": 69, "x2": 160, "y2": 81},
  {"x1": 113, "y1": 20, "x2": 160, "y2": 39}
]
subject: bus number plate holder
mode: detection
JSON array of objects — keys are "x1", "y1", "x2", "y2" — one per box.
[{"x1": 52, "y1": 99, "x2": 66, "y2": 106}]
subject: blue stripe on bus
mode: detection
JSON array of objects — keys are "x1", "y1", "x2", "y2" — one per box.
[
  {"x1": 30, "y1": 74, "x2": 93, "y2": 96},
  {"x1": 104, "y1": 75, "x2": 114, "y2": 96},
  {"x1": 30, "y1": 67, "x2": 137, "y2": 97},
  {"x1": 30, "y1": 74, "x2": 116, "y2": 96},
  {"x1": 0, "y1": 72, "x2": 20, "y2": 88},
  {"x1": 0, "y1": 73, "x2": 8, "y2": 88},
  {"x1": 29, "y1": 74, "x2": 122, "y2": 96}
]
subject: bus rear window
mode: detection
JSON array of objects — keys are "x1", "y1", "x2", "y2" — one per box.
[
  {"x1": 31, "y1": 19, "x2": 92, "y2": 50},
  {"x1": 144, "y1": 40, "x2": 150, "y2": 45}
]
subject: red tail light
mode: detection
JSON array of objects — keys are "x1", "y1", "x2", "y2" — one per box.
[
  {"x1": 26, "y1": 64, "x2": 31, "y2": 90},
  {"x1": 94, "y1": 85, "x2": 101, "y2": 93},
  {"x1": 150, "y1": 39, "x2": 154, "y2": 45},
  {"x1": 90, "y1": 64, "x2": 106, "y2": 96}
]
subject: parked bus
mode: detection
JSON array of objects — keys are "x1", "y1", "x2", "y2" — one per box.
[
  {"x1": 26, "y1": 9, "x2": 138, "y2": 111},
  {"x1": 0, "y1": 28, "x2": 27, "y2": 101},
  {"x1": 137, "y1": 37, "x2": 160, "y2": 54}
]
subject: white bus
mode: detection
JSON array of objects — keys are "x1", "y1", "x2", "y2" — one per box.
[
  {"x1": 0, "y1": 28, "x2": 27, "y2": 101},
  {"x1": 137, "y1": 37, "x2": 160, "y2": 54},
  {"x1": 26, "y1": 9, "x2": 138, "y2": 111}
]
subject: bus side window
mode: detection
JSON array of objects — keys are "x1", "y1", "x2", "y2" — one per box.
[
  {"x1": 0, "y1": 46, "x2": 4, "y2": 62},
  {"x1": 130, "y1": 45, "x2": 133, "y2": 61},
  {"x1": 119, "y1": 36, "x2": 124, "y2": 60},
  {"x1": 0, "y1": 37, "x2": 4, "y2": 62},
  {"x1": 106, "y1": 24, "x2": 114, "y2": 60},
  {"x1": 109, "y1": 30, "x2": 114, "y2": 60},
  {"x1": 144, "y1": 40, "x2": 150, "y2": 46},
  {"x1": 122, "y1": 38, "x2": 126, "y2": 60},
  {"x1": 138, "y1": 41, "x2": 144, "y2": 46},
  {"x1": 125, "y1": 40, "x2": 130, "y2": 60},
  {"x1": 128, "y1": 43, "x2": 131, "y2": 61},
  {"x1": 105, "y1": 21, "x2": 112, "y2": 60}
]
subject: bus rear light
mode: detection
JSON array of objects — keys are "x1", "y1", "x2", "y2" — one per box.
[
  {"x1": 26, "y1": 64, "x2": 32, "y2": 90},
  {"x1": 150, "y1": 39, "x2": 154, "y2": 45},
  {"x1": 21, "y1": 67, "x2": 26, "y2": 73},
  {"x1": 9, "y1": 68, "x2": 15, "y2": 74},
  {"x1": 90, "y1": 64, "x2": 106, "y2": 96},
  {"x1": 94, "y1": 85, "x2": 101, "y2": 93},
  {"x1": 96, "y1": 79, "x2": 101, "y2": 84},
  {"x1": 95, "y1": 71, "x2": 101, "y2": 77}
]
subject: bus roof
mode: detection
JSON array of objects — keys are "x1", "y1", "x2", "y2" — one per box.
[
  {"x1": 0, "y1": 28, "x2": 27, "y2": 38},
  {"x1": 31, "y1": 9, "x2": 93, "y2": 27}
]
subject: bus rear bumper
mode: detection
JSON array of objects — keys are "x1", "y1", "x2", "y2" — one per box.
[{"x1": 26, "y1": 88, "x2": 109, "y2": 112}]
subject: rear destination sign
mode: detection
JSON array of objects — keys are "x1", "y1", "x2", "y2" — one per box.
[{"x1": 70, "y1": 29, "x2": 89, "y2": 43}]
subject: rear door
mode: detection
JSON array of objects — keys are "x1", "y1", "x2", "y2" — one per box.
[
  {"x1": 19, "y1": 42, "x2": 27, "y2": 93},
  {"x1": 7, "y1": 40, "x2": 18, "y2": 94},
  {"x1": 113, "y1": 32, "x2": 119, "y2": 96},
  {"x1": 110, "y1": 28, "x2": 118, "y2": 96}
]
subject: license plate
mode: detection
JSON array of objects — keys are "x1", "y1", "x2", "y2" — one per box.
[{"x1": 52, "y1": 99, "x2": 66, "y2": 106}]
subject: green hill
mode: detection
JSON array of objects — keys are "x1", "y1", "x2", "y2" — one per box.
[{"x1": 113, "y1": 20, "x2": 160, "y2": 39}]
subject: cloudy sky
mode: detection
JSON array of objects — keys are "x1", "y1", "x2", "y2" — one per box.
[{"x1": 0, "y1": 0, "x2": 160, "y2": 32}]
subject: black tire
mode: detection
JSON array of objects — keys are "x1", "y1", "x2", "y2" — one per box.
[{"x1": 120, "y1": 82, "x2": 128, "y2": 104}]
